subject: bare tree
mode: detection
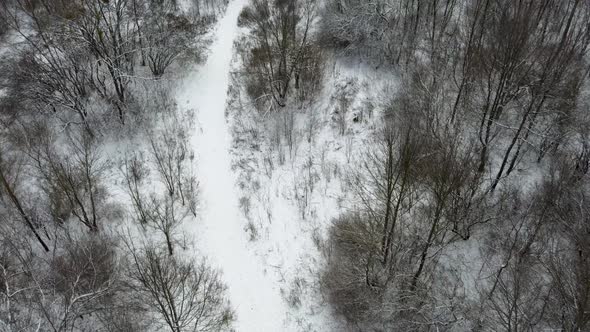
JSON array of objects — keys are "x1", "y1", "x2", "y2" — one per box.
[
  {"x1": 238, "y1": 0, "x2": 320, "y2": 107},
  {"x1": 122, "y1": 152, "x2": 151, "y2": 226},
  {"x1": 27, "y1": 128, "x2": 109, "y2": 232},
  {"x1": 0, "y1": 220, "x2": 42, "y2": 331},
  {"x1": 352, "y1": 123, "x2": 421, "y2": 268},
  {"x1": 149, "y1": 195, "x2": 189, "y2": 257},
  {"x1": 322, "y1": 76, "x2": 494, "y2": 328},
  {"x1": 475, "y1": 187, "x2": 554, "y2": 331},
  {"x1": 320, "y1": 0, "x2": 459, "y2": 67},
  {"x1": 0, "y1": 9, "x2": 8, "y2": 40},
  {"x1": 474, "y1": 148, "x2": 590, "y2": 331},
  {"x1": 78, "y1": 0, "x2": 137, "y2": 123},
  {"x1": 140, "y1": 0, "x2": 204, "y2": 77},
  {"x1": 0, "y1": 222, "x2": 123, "y2": 332},
  {"x1": 2, "y1": 0, "x2": 96, "y2": 134},
  {"x1": 147, "y1": 110, "x2": 198, "y2": 216},
  {"x1": 122, "y1": 154, "x2": 187, "y2": 256},
  {"x1": 461, "y1": 0, "x2": 590, "y2": 189},
  {"x1": 127, "y1": 245, "x2": 234, "y2": 332},
  {"x1": 43, "y1": 233, "x2": 119, "y2": 331},
  {"x1": 0, "y1": 147, "x2": 50, "y2": 252},
  {"x1": 540, "y1": 156, "x2": 590, "y2": 331},
  {"x1": 120, "y1": 109, "x2": 197, "y2": 256}
]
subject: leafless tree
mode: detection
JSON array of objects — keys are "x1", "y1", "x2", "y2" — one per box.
[
  {"x1": 320, "y1": 0, "x2": 459, "y2": 67},
  {"x1": 127, "y1": 245, "x2": 234, "y2": 332},
  {"x1": 2, "y1": 0, "x2": 97, "y2": 134},
  {"x1": 122, "y1": 152, "x2": 151, "y2": 226},
  {"x1": 473, "y1": 148, "x2": 590, "y2": 331},
  {"x1": 147, "y1": 109, "x2": 198, "y2": 214},
  {"x1": 323, "y1": 77, "x2": 495, "y2": 328},
  {"x1": 0, "y1": 146, "x2": 50, "y2": 252},
  {"x1": 120, "y1": 109, "x2": 197, "y2": 256},
  {"x1": 190, "y1": 0, "x2": 229, "y2": 17},
  {"x1": 139, "y1": 0, "x2": 206, "y2": 77},
  {"x1": 77, "y1": 0, "x2": 137, "y2": 123},
  {"x1": 0, "y1": 221, "x2": 124, "y2": 332},
  {"x1": 461, "y1": 0, "x2": 590, "y2": 190},
  {"x1": 474, "y1": 187, "x2": 553, "y2": 331},
  {"x1": 0, "y1": 12, "x2": 8, "y2": 40},
  {"x1": 42, "y1": 233, "x2": 119, "y2": 331},
  {"x1": 122, "y1": 154, "x2": 188, "y2": 256},
  {"x1": 539, "y1": 155, "x2": 590, "y2": 331},
  {"x1": 150, "y1": 195, "x2": 189, "y2": 257},
  {"x1": 352, "y1": 123, "x2": 421, "y2": 268},
  {"x1": 0, "y1": 220, "x2": 42, "y2": 331},
  {"x1": 238, "y1": 0, "x2": 320, "y2": 108},
  {"x1": 26, "y1": 128, "x2": 109, "y2": 232}
]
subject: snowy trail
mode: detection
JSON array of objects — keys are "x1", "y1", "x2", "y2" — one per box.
[{"x1": 179, "y1": 1, "x2": 288, "y2": 331}]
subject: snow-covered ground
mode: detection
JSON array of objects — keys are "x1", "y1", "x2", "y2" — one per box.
[
  {"x1": 176, "y1": 2, "x2": 400, "y2": 331},
  {"x1": 221, "y1": 50, "x2": 402, "y2": 330},
  {"x1": 177, "y1": 1, "x2": 290, "y2": 331}
]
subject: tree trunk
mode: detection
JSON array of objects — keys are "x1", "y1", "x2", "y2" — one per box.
[{"x1": 0, "y1": 167, "x2": 50, "y2": 252}]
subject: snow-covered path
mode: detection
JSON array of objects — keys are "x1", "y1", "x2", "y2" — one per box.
[{"x1": 179, "y1": 1, "x2": 288, "y2": 331}]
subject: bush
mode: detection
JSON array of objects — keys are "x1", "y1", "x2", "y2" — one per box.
[
  {"x1": 51, "y1": 235, "x2": 118, "y2": 300},
  {"x1": 322, "y1": 212, "x2": 467, "y2": 330},
  {"x1": 42, "y1": 233, "x2": 122, "y2": 330},
  {"x1": 321, "y1": 213, "x2": 383, "y2": 324}
]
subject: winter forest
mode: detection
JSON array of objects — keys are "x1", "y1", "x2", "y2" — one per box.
[{"x1": 0, "y1": 0, "x2": 588, "y2": 331}]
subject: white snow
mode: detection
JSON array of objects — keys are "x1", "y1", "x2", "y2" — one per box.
[
  {"x1": 178, "y1": 1, "x2": 290, "y2": 331},
  {"x1": 220, "y1": 52, "x2": 400, "y2": 331}
]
